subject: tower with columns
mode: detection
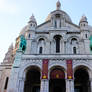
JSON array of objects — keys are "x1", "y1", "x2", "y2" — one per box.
[{"x1": 0, "y1": 1, "x2": 92, "y2": 92}]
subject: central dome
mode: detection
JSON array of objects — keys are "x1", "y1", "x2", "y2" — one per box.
[
  {"x1": 46, "y1": 1, "x2": 72, "y2": 23},
  {"x1": 45, "y1": 10, "x2": 72, "y2": 23}
]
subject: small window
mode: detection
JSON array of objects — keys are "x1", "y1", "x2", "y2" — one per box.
[
  {"x1": 54, "y1": 35, "x2": 61, "y2": 53},
  {"x1": 28, "y1": 34, "x2": 30, "y2": 38},
  {"x1": 31, "y1": 24, "x2": 32, "y2": 26},
  {"x1": 56, "y1": 14, "x2": 60, "y2": 18},
  {"x1": 4, "y1": 77, "x2": 9, "y2": 90},
  {"x1": 85, "y1": 34, "x2": 87, "y2": 38},
  {"x1": 56, "y1": 38, "x2": 60, "y2": 53},
  {"x1": 71, "y1": 38, "x2": 77, "y2": 44},
  {"x1": 39, "y1": 47, "x2": 42, "y2": 54},
  {"x1": 84, "y1": 24, "x2": 85, "y2": 26},
  {"x1": 73, "y1": 47, "x2": 76, "y2": 54}
]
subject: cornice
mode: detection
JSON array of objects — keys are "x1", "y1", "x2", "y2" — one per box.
[{"x1": 21, "y1": 54, "x2": 92, "y2": 60}]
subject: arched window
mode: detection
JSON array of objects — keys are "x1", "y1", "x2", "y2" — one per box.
[
  {"x1": 84, "y1": 24, "x2": 85, "y2": 26},
  {"x1": 56, "y1": 14, "x2": 60, "y2": 18},
  {"x1": 71, "y1": 38, "x2": 77, "y2": 44},
  {"x1": 39, "y1": 47, "x2": 43, "y2": 54},
  {"x1": 38, "y1": 38, "x2": 45, "y2": 44},
  {"x1": 56, "y1": 38, "x2": 60, "y2": 53},
  {"x1": 54, "y1": 35, "x2": 61, "y2": 53},
  {"x1": 85, "y1": 34, "x2": 87, "y2": 38},
  {"x1": 28, "y1": 34, "x2": 30, "y2": 38},
  {"x1": 73, "y1": 47, "x2": 76, "y2": 54},
  {"x1": 4, "y1": 77, "x2": 9, "y2": 90},
  {"x1": 38, "y1": 38, "x2": 45, "y2": 54},
  {"x1": 31, "y1": 24, "x2": 32, "y2": 26}
]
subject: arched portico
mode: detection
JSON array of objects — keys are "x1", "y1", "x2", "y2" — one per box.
[
  {"x1": 74, "y1": 66, "x2": 91, "y2": 92},
  {"x1": 49, "y1": 66, "x2": 66, "y2": 92},
  {"x1": 24, "y1": 66, "x2": 41, "y2": 92},
  {"x1": 18, "y1": 62, "x2": 42, "y2": 92}
]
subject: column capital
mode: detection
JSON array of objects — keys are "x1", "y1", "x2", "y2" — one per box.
[
  {"x1": 66, "y1": 79, "x2": 74, "y2": 81},
  {"x1": 19, "y1": 77, "x2": 25, "y2": 81},
  {"x1": 41, "y1": 79, "x2": 49, "y2": 81}
]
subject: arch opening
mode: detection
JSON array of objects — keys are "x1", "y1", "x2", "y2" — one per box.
[
  {"x1": 24, "y1": 68, "x2": 41, "y2": 92},
  {"x1": 49, "y1": 68, "x2": 66, "y2": 92},
  {"x1": 74, "y1": 68, "x2": 91, "y2": 92}
]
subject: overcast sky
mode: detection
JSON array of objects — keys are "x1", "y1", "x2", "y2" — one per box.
[{"x1": 0, "y1": 0, "x2": 92, "y2": 63}]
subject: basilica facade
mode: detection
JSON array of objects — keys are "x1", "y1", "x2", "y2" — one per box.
[{"x1": 0, "y1": 1, "x2": 92, "y2": 92}]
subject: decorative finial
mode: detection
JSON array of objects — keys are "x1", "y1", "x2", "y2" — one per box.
[
  {"x1": 28, "y1": 14, "x2": 37, "y2": 29},
  {"x1": 56, "y1": 0, "x2": 61, "y2": 10},
  {"x1": 80, "y1": 14, "x2": 88, "y2": 23},
  {"x1": 28, "y1": 14, "x2": 37, "y2": 24}
]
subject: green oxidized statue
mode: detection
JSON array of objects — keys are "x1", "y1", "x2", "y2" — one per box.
[
  {"x1": 89, "y1": 36, "x2": 92, "y2": 51},
  {"x1": 19, "y1": 35, "x2": 26, "y2": 52}
]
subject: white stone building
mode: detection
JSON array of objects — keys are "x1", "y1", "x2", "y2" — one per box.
[{"x1": 0, "y1": 1, "x2": 92, "y2": 92}]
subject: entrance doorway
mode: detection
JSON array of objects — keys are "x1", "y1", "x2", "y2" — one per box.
[
  {"x1": 74, "y1": 68, "x2": 91, "y2": 92},
  {"x1": 49, "y1": 68, "x2": 66, "y2": 92},
  {"x1": 24, "y1": 67, "x2": 40, "y2": 92}
]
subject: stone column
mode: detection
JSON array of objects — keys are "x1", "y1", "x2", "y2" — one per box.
[
  {"x1": 66, "y1": 79, "x2": 74, "y2": 92},
  {"x1": 18, "y1": 77, "x2": 25, "y2": 92},
  {"x1": 64, "y1": 41, "x2": 66, "y2": 54},
  {"x1": 90, "y1": 80, "x2": 92, "y2": 92},
  {"x1": 66, "y1": 79, "x2": 70, "y2": 92},
  {"x1": 62, "y1": 40, "x2": 64, "y2": 54},
  {"x1": 40, "y1": 79, "x2": 49, "y2": 92},
  {"x1": 70, "y1": 80, "x2": 74, "y2": 92}
]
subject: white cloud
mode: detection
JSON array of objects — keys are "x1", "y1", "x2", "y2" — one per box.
[{"x1": 0, "y1": 0, "x2": 19, "y2": 14}]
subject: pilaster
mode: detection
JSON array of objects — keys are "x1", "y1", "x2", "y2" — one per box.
[
  {"x1": 84, "y1": 40, "x2": 90, "y2": 54},
  {"x1": 25, "y1": 39, "x2": 32, "y2": 54},
  {"x1": 90, "y1": 79, "x2": 92, "y2": 92},
  {"x1": 18, "y1": 77, "x2": 25, "y2": 92},
  {"x1": 40, "y1": 79, "x2": 49, "y2": 92},
  {"x1": 66, "y1": 79, "x2": 74, "y2": 92}
]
